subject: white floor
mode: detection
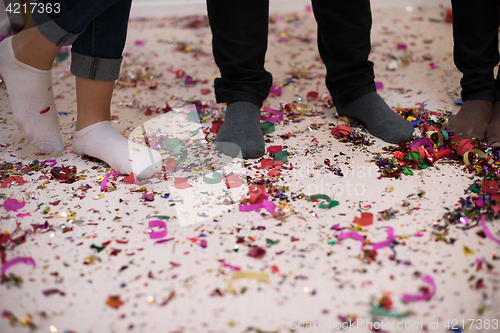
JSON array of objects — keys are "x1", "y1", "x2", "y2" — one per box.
[{"x1": 0, "y1": 6, "x2": 499, "y2": 333}]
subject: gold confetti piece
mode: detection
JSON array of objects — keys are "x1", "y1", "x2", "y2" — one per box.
[
  {"x1": 463, "y1": 245, "x2": 474, "y2": 256},
  {"x1": 227, "y1": 272, "x2": 269, "y2": 293}
]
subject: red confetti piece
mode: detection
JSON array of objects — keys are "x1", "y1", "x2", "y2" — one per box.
[
  {"x1": 201, "y1": 88, "x2": 211, "y2": 95},
  {"x1": 247, "y1": 246, "x2": 266, "y2": 259},
  {"x1": 1, "y1": 176, "x2": 27, "y2": 188},
  {"x1": 354, "y1": 212, "x2": 373, "y2": 226},
  {"x1": 39, "y1": 107, "x2": 50, "y2": 114},
  {"x1": 106, "y1": 295, "x2": 124, "y2": 309}
]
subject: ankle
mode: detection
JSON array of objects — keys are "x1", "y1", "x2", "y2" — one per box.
[{"x1": 12, "y1": 32, "x2": 59, "y2": 70}]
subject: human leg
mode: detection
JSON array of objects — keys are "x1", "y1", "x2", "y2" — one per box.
[
  {"x1": 206, "y1": 0, "x2": 271, "y2": 158},
  {"x1": 311, "y1": 0, "x2": 414, "y2": 144},
  {"x1": 447, "y1": 0, "x2": 499, "y2": 140}
]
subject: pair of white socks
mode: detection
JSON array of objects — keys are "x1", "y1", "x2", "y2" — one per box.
[{"x1": 0, "y1": 36, "x2": 161, "y2": 178}]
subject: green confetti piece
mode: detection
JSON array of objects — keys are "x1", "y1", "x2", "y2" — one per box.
[
  {"x1": 328, "y1": 241, "x2": 336, "y2": 245},
  {"x1": 42, "y1": 207, "x2": 50, "y2": 215},
  {"x1": 203, "y1": 172, "x2": 222, "y2": 184},
  {"x1": 91, "y1": 244, "x2": 106, "y2": 253},
  {"x1": 369, "y1": 302, "x2": 412, "y2": 318},
  {"x1": 307, "y1": 194, "x2": 338, "y2": 209},
  {"x1": 260, "y1": 121, "x2": 275, "y2": 134},
  {"x1": 402, "y1": 167, "x2": 414, "y2": 176},
  {"x1": 151, "y1": 215, "x2": 170, "y2": 220},
  {"x1": 274, "y1": 150, "x2": 288, "y2": 162},
  {"x1": 266, "y1": 239, "x2": 280, "y2": 245}
]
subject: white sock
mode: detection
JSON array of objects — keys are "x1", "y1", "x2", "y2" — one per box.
[
  {"x1": 0, "y1": 36, "x2": 63, "y2": 153},
  {"x1": 73, "y1": 121, "x2": 163, "y2": 179}
]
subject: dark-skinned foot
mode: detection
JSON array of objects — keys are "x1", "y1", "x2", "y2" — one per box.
[
  {"x1": 487, "y1": 101, "x2": 500, "y2": 147},
  {"x1": 445, "y1": 100, "x2": 493, "y2": 140}
]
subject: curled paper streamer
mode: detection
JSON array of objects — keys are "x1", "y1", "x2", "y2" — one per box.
[
  {"x1": 372, "y1": 227, "x2": 396, "y2": 250},
  {"x1": 203, "y1": 172, "x2": 222, "y2": 184},
  {"x1": 331, "y1": 125, "x2": 352, "y2": 137},
  {"x1": 1, "y1": 257, "x2": 36, "y2": 276},
  {"x1": 239, "y1": 199, "x2": 276, "y2": 213},
  {"x1": 268, "y1": 161, "x2": 282, "y2": 177},
  {"x1": 338, "y1": 231, "x2": 365, "y2": 249},
  {"x1": 261, "y1": 121, "x2": 275, "y2": 134},
  {"x1": 463, "y1": 148, "x2": 494, "y2": 166},
  {"x1": 260, "y1": 106, "x2": 284, "y2": 123},
  {"x1": 411, "y1": 137, "x2": 434, "y2": 153},
  {"x1": 457, "y1": 139, "x2": 475, "y2": 156},
  {"x1": 274, "y1": 150, "x2": 288, "y2": 162},
  {"x1": 261, "y1": 159, "x2": 274, "y2": 169},
  {"x1": 101, "y1": 171, "x2": 120, "y2": 191},
  {"x1": 481, "y1": 215, "x2": 500, "y2": 245},
  {"x1": 162, "y1": 138, "x2": 188, "y2": 165},
  {"x1": 226, "y1": 175, "x2": 242, "y2": 188},
  {"x1": 425, "y1": 130, "x2": 444, "y2": 147},
  {"x1": 433, "y1": 148, "x2": 452, "y2": 159},
  {"x1": 227, "y1": 271, "x2": 269, "y2": 293},
  {"x1": 354, "y1": 212, "x2": 374, "y2": 226},
  {"x1": 40, "y1": 159, "x2": 57, "y2": 167},
  {"x1": 267, "y1": 145, "x2": 282, "y2": 155},
  {"x1": 149, "y1": 220, "x2": 167, "y2": 239},
  {"x1": 308, "y1": 194, "x2": 339, "y2": 209},
  {"x1": 369, "y1": 301, "x2": 411, "y2": 318},
  {"x1": 4, "y1": 198, "x2": 26, "y2": 211},
  {"x1": 401, "y1": 275, "x2": 435, "y2": 302}
]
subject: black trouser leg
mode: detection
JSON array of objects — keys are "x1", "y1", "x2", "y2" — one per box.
[
  {"x1": 452, "y1": 0, "x2": 500, "y2": 102},
  {"x1": 311, "y1": 0, "x2": 375, "y2": 107},
  {"x1": 206, "y1": 0, "x2": 273, "y2": 107}
]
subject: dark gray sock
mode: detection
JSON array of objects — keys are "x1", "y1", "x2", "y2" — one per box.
[
  {"x1": 216, "y1": 101, "x2": 265, "y2": 159},
  {"x1": 336, "y1": 92, "x2": 414, "y2": 144}
]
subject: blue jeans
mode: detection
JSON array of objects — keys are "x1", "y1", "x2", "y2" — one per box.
[
  {"x1": 206, "y1": 0, "x2": 376, "y2": 107},
  {"x1": 32, "y1": 0, "x2": 132, "y2": 81}
]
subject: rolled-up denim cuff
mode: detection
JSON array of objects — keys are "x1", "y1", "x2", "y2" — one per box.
[
  {"x1": 32, "y1": 10, "x2": 84, "y2": 46},
  {"x1": 70, "y1": 50, "x2": 122, "y2": 81}
]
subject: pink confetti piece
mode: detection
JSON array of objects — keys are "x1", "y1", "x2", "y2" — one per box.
[
  {"x1": 338, "y1": 231, "x2": 365, "y2": 249},
  {"x1": 4, "y1": 198, "x2": 26, "y2": 211},
  {"x1": 415, "y1": 232, "x2": 424, "y2": 237},
  {"x1": 481, "y1": 215, "x2": 500, "y2": 245},
  {"x1": 269, "y1": 85, "x2": 282, "y2": 96},
  {"x1": 401, "y1": 275, "x2": 435, "y2": 302},
  {"x1": 375, "y1": 81, "x2": 384, "y2": 90},
  {"x1": 372, "y1": 227, "x2": 396, "y2": 250},
  {"x1": 154, "y1": 237, "x2": 175, "y2": 245},
  {"x1": 429, "y1": 62, "x2": 438, "y2": 69},
  {"x1": 100, "y1": 171, "x2": 120, "y2": 191},
  {"x1": 397, "y1": 43, "x2": 407, "y2": 50},
  {"x1": 260, "y1": 106, "x2": 284, "y2": 122},
  {"x1": 219, "y1": 259, "x2": 241, "y2": 271},
  {"x1": 149, "y1": 135, "x2": 169, "y2": 149},
  {"x1": 134, "y1": 40, "x2": 144, "y2": 46},
  {"x1": 149, "y1": 220, "x2": 167, "y2": 239},
  {"x1": 42, "y1": 289, "x2": 66, "y2": 296},
  {"x1": 1, "y1": 257, "x2": 36, "y2": 276},
  {"x1": 174, "y1": 177, "x2": 189, "y2": 189},
  {"x1": 40, "y1": 159, "x2": 57, "y2": 167},
  {"x1": 239, "y1": 199, "x2": 276, "y2": 213},
  {"x1": 16, "y1": 213, "x2": 31, "y2": 218}
]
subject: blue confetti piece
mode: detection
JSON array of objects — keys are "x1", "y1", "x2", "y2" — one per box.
[{"x1": 454, "y1": 98, "x2": 463, "y2": 105}]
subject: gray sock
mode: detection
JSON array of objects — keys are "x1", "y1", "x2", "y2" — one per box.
[
  {"x1": 336, "y1": 92, "x2": 414, "y2": 144},
  {"x1": 216, "y1": 101, "x2": 265, "y2": 159}
]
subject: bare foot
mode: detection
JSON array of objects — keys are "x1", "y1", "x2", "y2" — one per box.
[
  {"x1": 445, "y1": 100, "x2": 493, "y2": 140},
  {"x1": 487, "y1": 101, "x2": 500, "y2": 147}
]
